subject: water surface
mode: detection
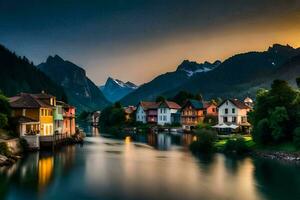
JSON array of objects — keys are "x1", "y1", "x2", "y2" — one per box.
[{"x1": 1, "y1": 129, "x2": 300, "y2": 200}]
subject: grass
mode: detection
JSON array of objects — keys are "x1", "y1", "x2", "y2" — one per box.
[{"x1": 214, "y1": 135, "x2": 256, "y2": 152}]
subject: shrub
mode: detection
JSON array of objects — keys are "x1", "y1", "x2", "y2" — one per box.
[
  {"x1": 0, "y1": 142, "x2": 10, "y2": 157},
  {"x1": 224, "y1": 137, "x2": 250, "y2": 155},
  {"x1": 190, "y1": 129, "x2": 217, "y2": 153},
  {"x1": 293, "y1": 127, "x2": 300, "y2": 148},
  {"x1": 0, "y1": 113, "x2": 8, "y2": 129},
  {"x1": 252, "y1": 118, "x2": 272, "y2": 145}
]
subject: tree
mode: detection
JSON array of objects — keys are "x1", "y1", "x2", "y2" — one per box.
[
  {"x1": 250, "y1": 79, "x2": 300, "y2": 145},
  {"x1": 0, "y1": 93, "x2": 11, "y2": 116},
  {"x1": 269, "y1": 107, "x2": 289, "y2": 142},
  {"x1": 190, "y1": 129, "x2": 217, "y2": 153},
  {"x1": 0, "y1": 113, "x2": 8, "y2": 129},
  {"x1": 155, "y1": 96, "x2": 165, "y2": 103},
  {"x1": 293, "y1": 127, "x2": 300, "y2": 148}
]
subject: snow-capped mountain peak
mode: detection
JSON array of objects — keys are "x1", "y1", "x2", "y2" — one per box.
[
  {"x1": 99, "y1": 77, "x2": 138, "y2": 102},
  {"x1": 176, "y1": 60, "x2": 221, "y2": 77}
]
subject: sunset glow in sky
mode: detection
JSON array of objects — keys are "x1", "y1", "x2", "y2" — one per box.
[{"x1": 0, "y1": 0, "x2": 300, "y2": 85}]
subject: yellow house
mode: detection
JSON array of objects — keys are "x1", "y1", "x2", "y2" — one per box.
[{"x1": 9, "y1": 92, "x2": 56, "y2": 136}]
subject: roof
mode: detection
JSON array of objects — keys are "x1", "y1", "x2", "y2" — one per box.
[
  {"x1": 139, "y1": 101, "x2": 159, "y2": 110},
  {"x1": 159, "y1": 100, "x2": 181, "y2": 109},
  {"x1": 124, "y1": 106, "x2": 136, "y2": 114},
  {"x1": 11, "y1": 116, "x2": 39, "y2": 124},
  {"x1": 244, "y1": 97, "x2": 253, "y2": 103},
  {"x1": 182, "y1": 99, "x2": 204, "y2": 109},
  {"x1": 32, "y1": 93, "x2": 55, "y2": 99},
  {"x1": 56, "y1": 100, "x2": 74, "y2": 108},
  {"x1": 9, "y1": 93, "x2": 53, "y2": 109},
  {"x1": 218, "y1": 99, "x2": 250, "y2": 109}
]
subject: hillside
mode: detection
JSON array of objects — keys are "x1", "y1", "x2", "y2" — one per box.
[
  {"x1": 38, "y1": 55, "x2": 110, "y2": 112},
  {"x1": 120, "y1": 60, "x2": 220, "y2": 105},
  {"x1": 0, "y1": 44, "x2": 66, "y2": 100},
  {"x1": 121, "y1": 44, "x2": 300, "y2": 104}
]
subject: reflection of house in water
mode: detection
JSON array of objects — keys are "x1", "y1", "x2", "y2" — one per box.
[
  {"x1": 38, "y1": 156, "x2": 54, "y2": 190},
  {"x1": 181, "y1": 134, "x2": 196, "y2": 148},
  {"x1": 157, "y1": 133, "x2": 171, "y2": 150}
]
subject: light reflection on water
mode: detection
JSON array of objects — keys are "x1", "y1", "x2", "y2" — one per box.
[{"x1": 0, "y1": 127, "x2": 300, "y2": 200}]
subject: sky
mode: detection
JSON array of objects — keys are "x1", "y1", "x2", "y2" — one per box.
[{"x1": 0, "y1": 0, "x2": 300, "y2": 85}]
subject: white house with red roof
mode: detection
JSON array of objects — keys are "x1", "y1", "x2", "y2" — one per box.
[
  {"x1": 136, "y1": 101, "x2": 159, "y2": 124},
  {"x1": 157, "y1": 100, "x2": 181, "y2": 125},
  {"x1": 214, "y1": 99, "x2": 251, "y2": 133}
]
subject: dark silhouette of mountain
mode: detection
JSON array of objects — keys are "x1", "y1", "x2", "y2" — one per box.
[
  {"x1": 38, "y1": 55, "x2": 110, "y2": 112},
  {"x1": 99, "y1": 77, "x2": 138, "y2": 102},
  {"x1": 121, "y1": 44, "x2": 300, "y2": 104},
  {"x1": 120, "y1": 60, "x2": 220, "y2": 105},
  {"x1": 0, "y1": 44, "x2": 66, "y2": 100}
]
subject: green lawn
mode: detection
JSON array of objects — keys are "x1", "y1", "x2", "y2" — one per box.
[
  {"x1": 214, "y1": 134, "x2": 300, "y2": 153},
  {"x1": 214, "y1": 135, "x2": 256, "y2": 152}
]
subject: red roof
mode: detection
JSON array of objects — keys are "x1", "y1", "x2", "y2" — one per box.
[
  {"x1": 218, "y1": 99, "x2": 250, "y2": 109},
  {"x1": 139, "y1": 101, "x2": 159, "y2": 110}
]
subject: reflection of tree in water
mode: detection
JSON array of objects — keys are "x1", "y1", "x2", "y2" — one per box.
[{"x1": 253, "y1": 158, "x2": 300, "y2": 200}]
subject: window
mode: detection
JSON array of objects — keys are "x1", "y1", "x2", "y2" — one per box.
[
  {"x1": 223, "y1": 117, "x2": 228, "y2": 123},
  {"x1": 232, "y1": 108, "x2": 235, "y2": 114},
  {"x1": 22, "y1": 109, "x2": 26, "y2": 116},
  {"x1": 225, "y1": 108, "x2": 228, "y2": 114},
  {"x1": 242, "y1": 117, "x2": 247, "y2": 123},
  {"x1": 163, "y1": 116, "x2": 167, "y2": 121},
  {"x1": 232, "y1": 117, "x2": 237, "y2": 123}
]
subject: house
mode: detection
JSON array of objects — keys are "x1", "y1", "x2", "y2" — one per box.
[
  {"x1": 9, "y1": 92, "x2": 56, "y2": 148},
  {"x1": 243, "y1": 97, "x2": 254, "y2": 108},
  {"x1": 181, "y1": 100, "x2": 205, "y2": 130},
  {"x1": 89, "y1": 111, "x2": 101, "y2": 126},
  {"x1": 181, "y1": 100, "x2": 218, "y2": 130},
  {"x1": 136, "y1": 101, "x2": 159, "y2": 124},
  {"x1": 54, "y1": 101, "x2": 64, "y2": 134},
  {"x1": 60, "y1": 102, "x2": 76, "y2": 137},
  {"x1": 9, "y1": 92, "x2": 76, "y2": 149},
  {"x1": 214, "y1": 99, "x2": 251, "y2": 133},
  {"x1": 203, "y1": 101, "x2": 218, "y2": 116},
  {"x1": 124, "y1": 106, "x2": 136, "y2": 121},
  {"x1": 157, "y1": 100, "x2": 181, "y2": 126}
]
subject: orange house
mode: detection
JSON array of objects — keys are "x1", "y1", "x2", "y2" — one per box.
[
  {"x1": 181, "y1": 100, "x2": 218, "y2": 130},
  {"x1": 59, "y1": 101, "x2": 76, "y2": 137},
  {"x1": 181, "y1": 99, "x2": 205, "y2": 130}
]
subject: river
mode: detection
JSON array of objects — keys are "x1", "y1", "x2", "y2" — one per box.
[{"x1": 0, "y1": 127, "x2": 300, "y2": 200}]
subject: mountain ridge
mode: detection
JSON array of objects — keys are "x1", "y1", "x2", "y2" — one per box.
[
  {"x1": 99, "y1": 77, "x2": 138, "y2": 102},
  {"x1": 121, "y1": 44, "x2": 300, "y2": 105},
  {"x1": 38, "y1": 55, "x2": 110, "y2": 112}
]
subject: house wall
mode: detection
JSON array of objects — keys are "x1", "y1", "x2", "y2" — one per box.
[
  {"x1": 12, "y1": 108, "x2": 39, "y2": 121},
  {"x1": 157, "y1": 108, "x2": 178, "y2": 125},
  {"x1": 136, "y1": 106, "x2": 146, "y2": 123},
  {"x1": 39, "y1": 108, "x2": 54, "y2": 136},
  {"x1": 218, "y1": 100, "x2": 248, "y2": 124},
  {"x1": 206, "y1": 104, "x2": 218, "y2": 116}
]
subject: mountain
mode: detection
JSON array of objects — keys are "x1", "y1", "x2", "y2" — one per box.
[
  {"x1": 99, "y1": 77, "x2": 138, "y2": 102},
  {"x1": 120, "y1": 60, "x2": 220, "y2": 105},
  {"x1": 121, "y1": 44, "x2": 300, "y2": 105},
  {"x1": 0, "y1": 44, "x2": 66, "y2": 100},
  {"x1": 38, "y1": 55, "x2": 110, "y2": 112}
]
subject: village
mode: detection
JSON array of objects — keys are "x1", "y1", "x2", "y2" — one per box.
[
  {"x1": 0, "y1": 91, "x2": 84, "y2": 157},
  {"x1": 123, "y1": 97, "x2": 254, "y2": 134}
]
